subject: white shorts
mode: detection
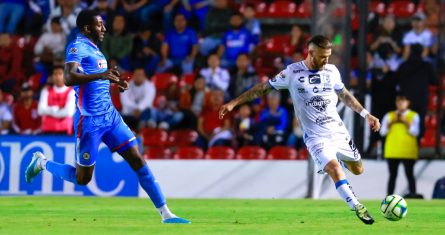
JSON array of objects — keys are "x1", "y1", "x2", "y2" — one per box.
[{"x1": 305, "y1": 132, "x2": 361, "y2": 172}]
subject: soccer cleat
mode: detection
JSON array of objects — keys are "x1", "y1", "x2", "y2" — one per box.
[
  {"x1": 25, "y1": 152, "x2": 46, "y2": 183},
  {"x1": 354, "y1": 203, "x2": 374, "y2": 225},
  {"x1": 162, "y1": 217, "x2": 191, "y2": 224}
]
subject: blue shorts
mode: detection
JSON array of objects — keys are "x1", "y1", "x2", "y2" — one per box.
[{"x1": 74, "y1": 108, "x2": 137, "y2": 166}]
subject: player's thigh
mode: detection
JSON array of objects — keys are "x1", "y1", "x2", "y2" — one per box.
[
  {"x1": 306, "y1": 137, "x2": 337, "y2": 173},
  {"x1": 75, "y1": 115, "x2": 103, "y2": 167},
  {"x1": 119, "y1": 145, "x2": 145, "y2": 171}
]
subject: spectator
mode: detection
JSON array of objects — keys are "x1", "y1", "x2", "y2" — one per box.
[
  {"x1": 199, "y1": 54, "x2": 230, "y2": 92},
  {"x1": 102, "y1": 15, "x2": 133, "y2": 71},
  {"x1": 286, "y1": 116, "x2": 305, "y2": 151},
  {"x1": 12, "y1": 83, "x2": 41, "y2": 134},
  {"x1": 234, "y1": 104, "x2": 255, "y2": 147},
  {"x1": 0, "y1": 33, "x2": 25, "y2": 90},
  {"x1": 34, "y1": 17, "x2": 67, "y2": 81},
  {"x1": 200, "y1": 0, "x2": 233, "y2": 56},
  {"x1": 196, "y1": 88, "x2": 232, "y2": 149},
  {"x1": 287, "y1": 24, "x2": 308, "y2": 56},
  {"x1": 229, "y1": 53, "x2": 257, "y2": 98},
  {"x1": 38, "y1": 66, "x2": 75, "y2": 135},
  {"x1": 131, "y1": 25, "x2": 162, "y2": 77},
  {"x1": 27, "y1": 0, "x2": 52, "y2": 35},
  {"x1": 179, "y1": 75, "x2": 209, "y2": 117},
  {"x1": 139, "y1": 84, "x2": 183, "y2": 131},
  {"x1": 120, "y1": 0, "x2": 149, "y2": 30},
  {"x1": 178, "y1": 0, "x2": 211, "y2": 31},
  {"x1": 395, "y1": 44, "x2": 437, "y2": 139},
  {"x1": 380, "y1": 95, "x2": 422, "y2": 198},
  {"x1": 242, "y1": 3, "x2": 261, "y2": 45},
  {"x1": 402, "y1": 12, "x2": 433, "y2": 60},
  {"x1": 370, "y1": 14, "x2": 402, "y2": 55},
  {"x1": 0, "y1": 0, "x2": 26, "y2": 34},
  {"x1": 94, "y1": 0, "x2": 117, "y2": 30},
  {"x1": 120, "y1": 67, "x2": 156, "y2": 130},
  {"x1": 256, "y1": 91, "x2": 289, "y2": 149},
  {"x1": 159, "y1": 13, "x2": 198, "y2": 75},
  {"x1": 0, "y1": 89, "x2": 13, "y2": 135},
  {"x1": 218, "y1": 12, "x2": 254, "y2": 68},
  {"x1": 46, "y1": 0, "x2": 82, "y2": 36}
]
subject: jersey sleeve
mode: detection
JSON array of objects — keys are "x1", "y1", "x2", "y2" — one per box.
[
  {"x1": 331, "y1": 65, "x2": 345, "y2": 91},
  {"x1": 268, "y1": 66, "x2": 291, "y2": 90},
  {"x1": 65, "y1": 43, "x2": 85, "y2": 64}
]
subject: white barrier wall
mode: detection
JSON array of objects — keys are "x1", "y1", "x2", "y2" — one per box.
[{"x1": 146, "y1": 160, "x2": 445, "y2": 199}]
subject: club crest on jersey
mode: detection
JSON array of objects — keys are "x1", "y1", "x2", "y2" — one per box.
[
  {"x1": 309, "y1": 74, "x2": 321, "y2": 84},
  {"x1": 69, "y1": 47, "x2": 77, "y2": 54},
  {"x1": 305, "y1": 95, "x2": 331, "y2": 112},
  {"x1": 97, "y1": 59, "x2": 107, "y2": 69},
  {"x1": 82, "y1": 152, "x2": 90, "y2": 160}
]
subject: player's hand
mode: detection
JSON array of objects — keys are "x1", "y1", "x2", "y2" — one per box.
[
  {"x1": 219, "y1": 101, "x2": 236, "y2": 119},
  {"x1": 118, "y1": 80, "x2": 129, "y2": 92},
  {"x1": 102, "y1": 67, "x2": 120, "y2": 83},
  {"x1": 366, "y1": 114, "x2": 381, "y2": 132}
]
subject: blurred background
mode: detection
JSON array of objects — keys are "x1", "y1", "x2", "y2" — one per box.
[{"x1": 1, "y1": 0, "x2": 445, "y2": 200}]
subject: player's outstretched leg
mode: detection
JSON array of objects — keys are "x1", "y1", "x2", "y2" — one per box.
[
  {"x1": 25, "y1": 152, "x2": 77, "y2": 184},
  {"x1": 325, "y1": 160, "x2": 374, "y2": 225},
  {"x1": 121, "y1": 146, "x2": 190, "y2": 224}
]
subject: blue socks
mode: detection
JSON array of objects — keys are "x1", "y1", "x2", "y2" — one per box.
[
  {"x1": 45, "y1": 161, "x2": 78, "y2": 184},
  {"x1": 136, "y1": 164, "x2": 166, "y2": 208}
]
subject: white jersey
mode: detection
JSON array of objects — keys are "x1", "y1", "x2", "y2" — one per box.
[{"x1": 268, "y1": 61, "x2": 348, "y2": 138}]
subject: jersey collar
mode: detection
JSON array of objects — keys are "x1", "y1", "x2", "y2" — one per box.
[{"x1": 77, "y1": 33, "x2": 99, "y2": 50}]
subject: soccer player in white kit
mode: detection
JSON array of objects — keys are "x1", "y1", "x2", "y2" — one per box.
[{"x1": 219, "y1": 35, "x2": 380, "y2": 224}]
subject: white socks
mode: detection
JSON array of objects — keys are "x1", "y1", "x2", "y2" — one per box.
[
  {"x1": 157, "y1": 205, "x2": 176, "y2": 220},
  {"x1": 335, "y1": 179, "x2": 359, "y2": 210}
]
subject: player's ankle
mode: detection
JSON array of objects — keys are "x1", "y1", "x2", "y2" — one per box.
[{"x1": 157, "y1": 205, "x2": 176, "y2": 220}]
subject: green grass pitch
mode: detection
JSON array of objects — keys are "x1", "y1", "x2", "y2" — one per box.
[{"x1": 1, "y1": 197, "x2": 444, "y2": 235}]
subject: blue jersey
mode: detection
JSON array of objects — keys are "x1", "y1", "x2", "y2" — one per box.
[
  {"x1": 65, "y1": 34, "x2": 113, "y2": 116},
  {"x1": 223, "y1": 28, "x2": 253, "y2": 61}
]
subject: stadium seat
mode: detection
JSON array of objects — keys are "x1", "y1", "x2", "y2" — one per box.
[
  {"x1": 205, "y1": 146, "x2": 236, "y2": 160},
  {"x1": 141, "y1": 128, "x2": 169, "y2": 147},
  {"x1": 295, "y1": 0, "x2": 312, "y2": 18},
  {"x1": 298, "y1": 148, "x2": 309, "y2": 160},
  {"x1": 267, "y1": 146, "x2": 298, "y2": 160},
  {"x1": 110, "y1": 83, "x2": 122, "y2": 111},
  {"x1": 265, "y1": 35, "x2": 290, "y2": 54},
  {"x1": 387, "y1": 1, "x2": 416, "y2": 18},
  {"x1": 28, "y1": 73, "x2": 42, "y2": 91},
  {"x1": 369, "y1": 1, "x2": 386, "y2": 16},
  {"x1": 180, "y1": 73, "x2": 196, "y2": 87},
  {"x1": 239, "y1": 2, "x2": 268, "y2": 18},
  {"x1": 425, "y1": 114, "x2": 437, "y2": 129},
  {"x1": 144, "y1": 147, "x2": 172, "y2": 159},
  {"x1": 236, "y1": 146, "x2": 267, "y2": 160},
  {"x1": 420, "y1": 128, "x2": 436, "y2": 148},
  {"x1": 151, "y1": 73, "x2": 178, "y2": 93},
  {"x1": 173, "y1": 146, "x2": 204, "y2": 159},
  {"x1": 268, "y1": 1, "x2": 297, "y2": 18},
  {"x1": 167, "y1": 129, "x2": 198, "y2": 147}
]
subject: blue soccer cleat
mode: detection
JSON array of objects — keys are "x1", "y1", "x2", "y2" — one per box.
[
  {"x1": 25, "y1": 152, "x2": 46, "y2": 183},
  {"x1": 162, "y1": 217, "x2": 191, "y2": 224}
]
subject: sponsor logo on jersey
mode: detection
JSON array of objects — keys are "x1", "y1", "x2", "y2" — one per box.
[
  {"x1": 69, "y1": 47, "x2": 77, "y2": 54},
  {"x1": 305, "y1": 95, "x2": 331, "y2": 112},
  {"x1": 297, "y1": 87, "x2": 307, "y2": 93},
  {"x1": 293, "y1": 69, "x2": 304, "y2": 74},
  {"x1": 348, "y1": 139, "x2": 360, "y2": 159},
  {"x1": 315, "y1": 116, "x2": 335, "y2": 125},
  {"x1": 322, "y1": 86, "x2": 332, "y2": 92},
  {"x1": 313, "y1": 86, "x2": 319, "y2": 93},
  {"x1": 309, "y1": 74, "x2": 321, "y2": 84},
  {"x1": 298, "y1": 76, "x2": 305, "y2": 83},
  {"x1": 82, "y1": 152, "x2": 90, "y2": 160}
]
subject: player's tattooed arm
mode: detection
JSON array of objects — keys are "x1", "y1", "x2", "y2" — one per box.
[
  {"x1": 335, "y1": 87, "x2": 364, "y2": 113},
  {"x1": 219, "y1": 82, "x2": 273, "y2": 119},
  {"x1": 64, "y1": 62, "x2": 120, "y2": 86},
  {"x1": 336, "y1": 87, "x2": 381, "y2": 132}
]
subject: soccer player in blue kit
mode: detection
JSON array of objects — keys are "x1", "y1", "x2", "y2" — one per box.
[{"x1": 25, "y1": 10, "x2": 190, "y2": 224}]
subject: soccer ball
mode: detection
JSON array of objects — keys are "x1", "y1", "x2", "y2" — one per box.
[{"x1": 380, "y1": 194, "x2": 408, "y2": 221}]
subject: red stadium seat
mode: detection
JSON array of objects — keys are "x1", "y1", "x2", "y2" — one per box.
[
  {"x1": 424, "y1": 114, "x2": 437, "y2": 129},
  {"x1": 420, "y1": 128, "x2": 436, "y2": 148},
  {"x1": 265, "y1": 35, "x2": 290, "y2": 54},
  {"x1": 369, "y1": 1, "x2": 386, "y2": 16},
  {"x1": 298, "y1": 148, "x2": 309, "y2": 160},
  {"x1": 151, "y1": 73, "x2": 178, "y2": 93},
  {"x1": 267, "y1": 146, "x2": 298, "y2": 160},
  {"x1": 167, "y1": 129, "x2": 198, "y2": 147},
  {"x1": 387, "y1": 1, "x2": 416, "y2": 18},
  {"x1": 144, "y1": 147, "x2": 171, "y2": 159},
  {"x1": 295, "y1": 0, "x2": 312, "y2": 18},
  {"x1": 239, "y1": 2, "x2": 268, "y2": 18},
  {"x1": 180, "y1": 73, "x2": 196, "y2": 87},
  {"x1": 205, "y1": 146, "x2": 236, "y2": 160},
  {"x1": 173, "y1": 146, "x2": 204, "y2": 159},
  {"x1": 236, "y1": 146, "x2": 267, "y2": 160},
  {"x1": 141, "y1": 128, "x2": 169, "y2": 147},
  {"x1": 268, "y1": 1, "x2": 297, "y2": 18}
]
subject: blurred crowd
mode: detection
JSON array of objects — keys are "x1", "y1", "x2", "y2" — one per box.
[{"x1": 0, "y1": 0, "x2": 443, "y2": 155}]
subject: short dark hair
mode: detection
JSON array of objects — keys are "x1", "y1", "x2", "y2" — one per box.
[
  {"x1": 76, "y1": 10, "x2": 99, "y2": 29},
  {"x1": 51, "y1": 17, "x2": 61, "y2": 25},
  {"x1": 307, "y1": 35, "x2": 332, "y2": 49}
]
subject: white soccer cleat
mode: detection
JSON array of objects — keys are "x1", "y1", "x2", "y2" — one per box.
[{"x1": 25, "y1": 152, "x2": 46, "y2": 183}]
